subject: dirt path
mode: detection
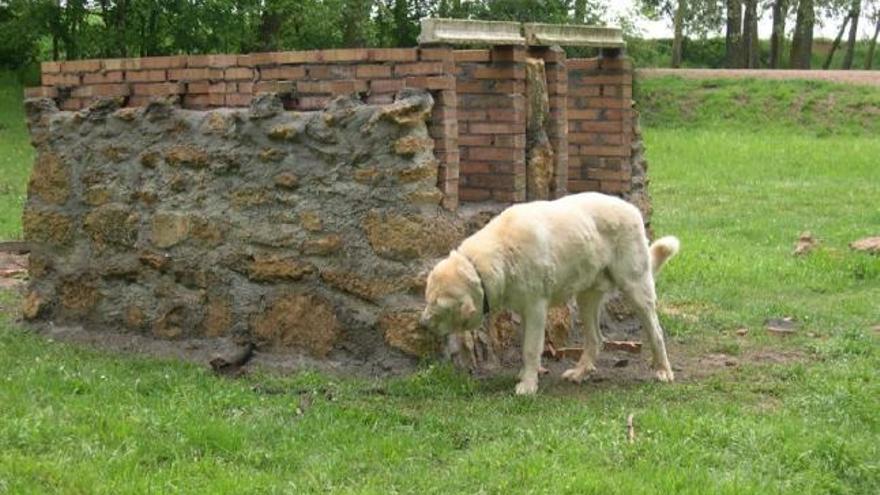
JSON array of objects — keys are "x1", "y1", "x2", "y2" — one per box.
[{"x1": 637, "y1": 68, "x2": 880, "y2": 87}]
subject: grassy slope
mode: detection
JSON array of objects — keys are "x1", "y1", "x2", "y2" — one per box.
[
  {"x1": 1, "y1": 73, "x2": 879, "y2": 493},
  {"x1": 0, "y1": 71, "x2": 32, "y2": 239}
]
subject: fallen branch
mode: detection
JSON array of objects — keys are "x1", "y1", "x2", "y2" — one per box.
[{"x1": 209, "y1": 342, "x2": 255, "y2": 377}]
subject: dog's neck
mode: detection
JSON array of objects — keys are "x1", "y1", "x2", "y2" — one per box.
[{"x1": 457, "y1": 251, "x2": 491, "y2": 316}]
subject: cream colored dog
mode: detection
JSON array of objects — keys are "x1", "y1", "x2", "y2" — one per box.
[{"x1": 420, "y1": 192, "x2": 680, "y2": 395}]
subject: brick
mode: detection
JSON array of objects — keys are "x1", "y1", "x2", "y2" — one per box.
[
  {"x1": 458, "y1": 135, "x2": 491, "y2": 147},
  {"x1": 403, "y1": 76, "x2": 453, "y2": 90},
  {"x1": 225, "y1": 67, "x2": 254, "y2": 80},
  {"x1": 247, "y1": 52, "x2": 285, "y2": 66},
  {"x1": 580, "y1": 145, "x2": 630, "y2": 157},
  {"x1": 599, "y1": 180, "x2": 629, "y2": 193},
  {"x1": 237, "y1": 82, "x2": 254, "y2": 93},
  {"x1": 587, "y1": 168, "x2": 631, "y2": 181},
  {"x1": 366, "y1": 93, "x2": 394, "y2": 105},
  {"x1": 187, "y1": 81, "x2": 230, "y2": 94},
  {"x1": 586, "y1": 97, "x2": 630, "y2": 109},
  {"x1": 132, "y1": 82, "x2": 185, "y2": 96},
  {"x1": 139, "y1": 56, "x2": 187, "y2": 70},
  {"x1": 419, "y1": 47, "x2": 453, "y2": 61},
  {"x1": 42, "y1": 73, "x2": 80, "y2": 86},
  {"x1": 575, "y1": 121, "x2": 621, "y2": 133},
  {"x1": 394, "y1": 62, "x2": 444, "y2": 76},
  {"x1": 487, "y1": 108, "x2": 521, "y2": 122},
  {"x1": 583, "y1": 74, "x2": 629, "y2": 86},
  {"x1": 41, "y1": 61, "x2": 62, "y2": 74},
  {"x1": 473, "y1": 66, "x2": 525, "y2": 80},
  {"x1": 599, "y1": 57, "x2": 633, "y2": 70},
  {"x1": 183, "y1": 93, "x2": 224, "y2": 108},
  {"x1": 355, "y1": 64, "x2": 392, "y2": 79},
  {"x1": 125, "y1": 70, "x2": 167, "y2": 83},
  {"x1": 60, "y1": 98, "x2": 85, "y2": 111},
  {"x1": 491, "y1": 190, "x2": 523, "y2": 202},
  {"x1": 168, "y1": 68, "x2": 223, "y2": 81},
  {"x1": 24, "y1": 86, "x2": 58, "y2": 98},
  {"x1": 460, "y1": 162, "x2": 491, "y2": 175},
  {"x1": 466, "y1": 174, "x2": 518, "y2": 191},
  {"x1": 493, "y1": 135, "x2": 526, "y2": 148},
  {"x1": 458, "y1": 110, "x2": 488, "y2": 122},
  {"x1": 568, "y1": 179, "x2": 600, "y2": 192},
  {"x1": 569, "y1": 85, "x2": 601, "y2": 97},
  {"x1": 567, "y1": 58, "x2": 600, "y2": 70},
  {"x1": 308, "y1": 65, "x2": 355, "y2": 80},
  {"x1": 319, "y1": 48, "x2": 369, "y2": 63},
  {"x1": 459, "y1": 187, "x2": 491, "y2": 202},
  {"x1": 101, "y1": 59, "x2": 125, "y2": 71},
  {"x1": 491, "y1": 46, "x2": 526, "y2": 63},
  {"x1": 187, "y1": 54, "x2": 238, "y2": 68},
  {"x1": 567, "y1": 109, "x2": 601, "y2": 120},
  {"x1": 456, "y1": 80, "x2": 525, "y2": 94},
  {"x1": 296, "y1": 96, "x2": 330, "y2": 110},
  {"x1": 259, "y1": 66, "x2": 306, "y2": 80},
  {"x1": 467, "y1": 147, "x2": 520, "y2": 161},
  {"x1": 71, "y1": 84, "x2": 130, "y2": 98},
  {"x1": 61, "y1": 59, "x2": 101, "y2": 73},
  {"x1": 254, "y1": 81, "x2": 296, "y2": 94},
  {"x1": 468, "y1": 122, "x2": 521, "y2": 135},
  {"x1": 454, "y1": 50, "x2": 491, "y2": 63},
  {"x1": 83, "y1": 71, "x2": 124, "y2": 84},
  {"x1": 369, "y1": 79, "x2": 405, "y2": 93},
  {"x1": 459, "y1": 94, "x2": 525, "y2": 110},
  {"x1": 368, "y1": 48, "x2": 418, "y2": 62}
]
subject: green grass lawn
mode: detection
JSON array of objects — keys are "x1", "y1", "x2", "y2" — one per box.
[
  {"x1": 0, "y1": 71, "x2": 32, "y2": 239},
  {"x1": 1, "y1": 74, "x2": 879, "y2": 493}
]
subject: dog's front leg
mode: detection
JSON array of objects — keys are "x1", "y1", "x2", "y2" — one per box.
[{"x1": 516, "y1": 301, "x2": 548, "y2": 395}]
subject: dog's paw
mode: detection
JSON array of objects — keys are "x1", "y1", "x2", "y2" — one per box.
[
  {"x1": 654, "y1": 368, "x2": 675, "y2": 383},
  {"x1": 561, "y1": 366, "x2": 593, "y2": 384},
  {"x1": 515, "y1": 379, "x2": 538, "y2": 395}
]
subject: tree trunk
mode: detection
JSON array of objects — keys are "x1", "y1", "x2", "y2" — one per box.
[
  {"x1": 726, "y1": 0, "x2": 743, "y2": 68},
  {"x1": 769, "y1": 0, "x2": 787, "y2": 68},
  {"x1": 790, "y1": 0, "x2": 815, "y2": 69},
  {"x1": 866, "y1": 18, "x2": 880, "y2": 69},
  {"x1": 742, "y1": 0, "x2": 759, "y2": 68},
  {"x1": 823, "y1": 13, "x2": 851, "y2": 70},
  {"x1": 672, "y1": 0, "x2": 686, "y2": 68},
  {"x1": 842, "y1": 1, "x2": 861, "y2": 69}
]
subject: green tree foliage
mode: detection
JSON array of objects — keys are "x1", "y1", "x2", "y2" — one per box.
[{"x1": 0, "y1": 0, "x2": 615, "y2": 68}]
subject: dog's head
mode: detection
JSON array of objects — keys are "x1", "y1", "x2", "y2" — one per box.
[{"x1": 420, "y1": 251, "x2": 484, "y2": 336}]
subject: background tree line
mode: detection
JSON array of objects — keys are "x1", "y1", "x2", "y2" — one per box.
[{"x1": 0, "y1": 0, "x2": 878, "y2": 72}]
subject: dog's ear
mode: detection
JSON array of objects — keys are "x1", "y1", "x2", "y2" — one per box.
[{"x1": 461, "y1": 298, "x2": 476, "y2": 319}]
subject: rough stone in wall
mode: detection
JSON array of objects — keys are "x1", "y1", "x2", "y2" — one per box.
[
  {"x1": 524, "y1": 58, "x2": 554, "y2": 201},
  {"x1": 623, "y1": 109, "x2": 652, "y2": 235},
  {"x1": 21, "y1": 90, "x2": 465, "y2": 368}
]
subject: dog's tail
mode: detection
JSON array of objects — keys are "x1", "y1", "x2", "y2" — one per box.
[{"x1": 650, "y1": 236, "x2": 680, "y2": 275}]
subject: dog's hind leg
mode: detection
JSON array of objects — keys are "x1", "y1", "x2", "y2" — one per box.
[
  {"x1": 516, "y1": 300, "x2": 548, "y2": 395},
  {"x1": 619, "y1": 276, "x2": 674, "y2": 383},
  {"x1": 562, "y1": 290, "x2": 604, "y2": 384}
]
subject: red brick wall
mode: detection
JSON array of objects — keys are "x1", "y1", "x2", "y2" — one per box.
[
  {"x1": 453, "y1": 47, "x2": 527, "y2": 203},
  {"x1": 566, "y1": 56, "x2": 634, "y2": 195}
]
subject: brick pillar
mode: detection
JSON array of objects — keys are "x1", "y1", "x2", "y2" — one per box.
[
  {"x1": 454, "y1": 46, "x2": 527, "y2": 203},
  {"x1": 420, "y1": 46, "x2": 460, "y2": 210},
  {"x1": 528, "y1": 46, "x2": 568, "y2": 199},
  {"x1": 566, "y1": 53, "x2": 633, "y2": 195}
]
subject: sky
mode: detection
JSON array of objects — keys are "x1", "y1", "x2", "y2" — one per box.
[{"x1": 607, "y1": 1, "x2": 879, "y2": 40}]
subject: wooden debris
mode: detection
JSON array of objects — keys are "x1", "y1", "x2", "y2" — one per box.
[
  {"x1": 735, "y1": 327, "x2": 749, "y2": 336},
  {"x1": 793, "y1": 231, "x2": 817, "y2": 256},
  {"x1": 850, "y1": 236, "x2": 880, "y2": 254},
  {"x1": 626, "y1": 413, "x2": 635, "y2": 443},
  {"x1": 545, "y1": 340, "x2": 643, "y2": 360}
]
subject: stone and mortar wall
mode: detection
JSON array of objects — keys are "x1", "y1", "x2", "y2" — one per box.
[
  {"x1": 21, "y1": 91, "x2": 465, "y2": 366},
  {"x1": 27, "y1": 48, "x2": 461, "y2": 210}
]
